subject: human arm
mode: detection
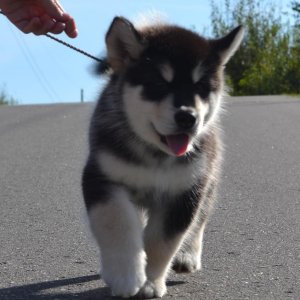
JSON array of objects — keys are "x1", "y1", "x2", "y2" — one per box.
[{"x1": 0, "y1": 0, "x2": 77, "y2": 37}]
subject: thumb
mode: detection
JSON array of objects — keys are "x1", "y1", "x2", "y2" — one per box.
[{"x1": 39, "y1": 0, "x2": 67, "y2": 20}]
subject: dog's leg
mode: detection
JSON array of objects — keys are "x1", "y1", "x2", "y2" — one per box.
[
  {"x1": 82, "y1": 161, "x2": 146, "y2": 298},
  {"x1": 172, "y1": 181, "x2": 217, "y2": 273},
  {"x1": 137, "y1": 189, "x2": 201, "y2": 298},
  {"x1": 88, "y1": 189, "x2": 146, "y2": 298},
  {"x1": 137, "y1": 213, "x2": 183, "y2": 298},
  {"x1": 172, "y1": 219, "x2": 207, "y2": 273}
]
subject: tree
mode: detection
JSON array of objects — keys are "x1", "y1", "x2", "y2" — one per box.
[
  {"x1": 292, "y1": 1, "x2": 300, "y2": 15},
  {"x1": 210, "y1": 0, "x2": 300, "y2": 95},
  {"x1": 0, "y1": 87, "x2": 17, "y2": 105},
  {"x1": 291, "y1": 1, "x2": 300, "y2": 44}
]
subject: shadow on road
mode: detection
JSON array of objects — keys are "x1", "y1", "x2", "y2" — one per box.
[
  {"x1": 0, "y1": 275, "x2": 110, "y2": 300},
  {"x1": 0, "y1": 275, "x2": 186, "y2": 300}
]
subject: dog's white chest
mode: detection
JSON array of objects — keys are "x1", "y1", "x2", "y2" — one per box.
[{"x1": 98, "y1": 151, "x2": 206, "y2": 194}]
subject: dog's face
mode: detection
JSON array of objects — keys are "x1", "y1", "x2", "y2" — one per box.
[{"x1": 105, "y1": 17, "x2": 244, "y2": 157}]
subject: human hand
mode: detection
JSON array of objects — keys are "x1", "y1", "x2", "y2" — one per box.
[{"x1": 0, "y1": 0, "x2": 77, "y2": 38}]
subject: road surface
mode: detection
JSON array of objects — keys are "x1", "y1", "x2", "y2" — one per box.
[{"x1": 0, "y1": 96, "x2": 299, "y2": 299}]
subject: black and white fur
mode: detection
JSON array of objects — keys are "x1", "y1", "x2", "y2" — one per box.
[{"x1": 82, "y1": 16, "x2": 244, "y2": 298}]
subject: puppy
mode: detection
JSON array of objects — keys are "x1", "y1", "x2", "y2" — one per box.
[{"x1": 82, "y1": 16, "x2": 244, "y2": 298}]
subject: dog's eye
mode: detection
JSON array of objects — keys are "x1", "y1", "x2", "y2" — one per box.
[
  {"x1": 145, "y1": 56, "x2": 151, "y2": 63},
  {"x1": 142, "y1": 76, "x2": 170, "y2": 101},
  {"x1": 194, "y1": 78, "x2": 211, "y2": 100},
  {"x1": 148, "y1": 77, "x2": 169, "y2": 90}
]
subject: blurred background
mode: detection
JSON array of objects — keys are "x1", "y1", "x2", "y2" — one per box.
[{"x1": 0, "y1": 0, "x2": 299, "y2": 105}]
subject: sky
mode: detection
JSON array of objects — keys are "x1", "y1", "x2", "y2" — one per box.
[{"x1": 0, "y1": 0, "x2": 293, "y2": 105}]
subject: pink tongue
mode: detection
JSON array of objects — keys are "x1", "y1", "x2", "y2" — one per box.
[{"x1": 165, "y1": 134, "x2": 189, "y2": 156}]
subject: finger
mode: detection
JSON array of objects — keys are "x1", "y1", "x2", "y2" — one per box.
[
  {"x1": 50, "y1": 22, "x2": 66, "y2": 34},
  {"x1": 39, "y1": 0, "x2": 65, "y2": 19},
  {"x1": 52, "y1": 0, "x2": 66, "y2": 14},
  {"x1": 33, "y1": 15, "x2": 56, "y2": 35},
  {"x1": 15, "y1": 19, "x2": 31, "y2": 32},
  {"x1": 39, "y1": 0, "x2": 76, "y2": 24},
  {"x1": 21, "y1": 17, "x2": 42, "y2": 34},
  {"x1": 64, "y1": 16, "x2": 78, "y2": 38}
]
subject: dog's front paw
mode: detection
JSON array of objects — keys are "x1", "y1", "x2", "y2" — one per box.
[
  {"x1": 136, "y1": 280, "x2": 166, "y2": 299},
  {"x1": 106, "y1": 270, "x2": 146, "y2": 298},
  {"x1": 110, "y1": 275, "x2": 146, "y2": 298},
  {"x1": 102, "y1": 251, "x2": 147, "y2": 298},
  {"x1": 172, "y1": 250, "x2": 201, "y2": 273}
]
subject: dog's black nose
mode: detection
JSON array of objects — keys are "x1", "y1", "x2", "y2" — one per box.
[{"x1": 175, "y1": 110, "x2": 197, "y2": 130}]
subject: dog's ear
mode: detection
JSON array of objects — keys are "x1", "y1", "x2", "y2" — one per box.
[
  {"x1": 105, "y1": 17, "x2": 146, "y2": 72},
  {"x1": 212, "y1": 26, "x2": 244, "y2": 64}
]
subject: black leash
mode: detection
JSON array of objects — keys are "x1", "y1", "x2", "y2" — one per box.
[
  {"x1": 44, "y1": 33, "x2": 102, "y2": 62},
  {"x1": 0, "y1": 10, "x2": 103, "y2": 63}
]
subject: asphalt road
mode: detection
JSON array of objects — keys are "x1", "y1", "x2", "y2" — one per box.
[{"x1": 0, "y1": 96, "x2": 299, "y2": 300}]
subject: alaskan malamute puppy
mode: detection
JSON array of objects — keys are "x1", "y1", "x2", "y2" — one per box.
[{"x1": 82, "y1": 16, "x2": 243, "y2": 298}]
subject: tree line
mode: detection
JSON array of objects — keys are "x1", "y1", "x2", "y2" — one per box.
[{"x1": 211, "y1": 0, "x2": 300, "y2": 95}]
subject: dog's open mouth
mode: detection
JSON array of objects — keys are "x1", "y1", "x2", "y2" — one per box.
[{"x1": 160, "y1": 134, "x2": 189, "y2": 157}]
